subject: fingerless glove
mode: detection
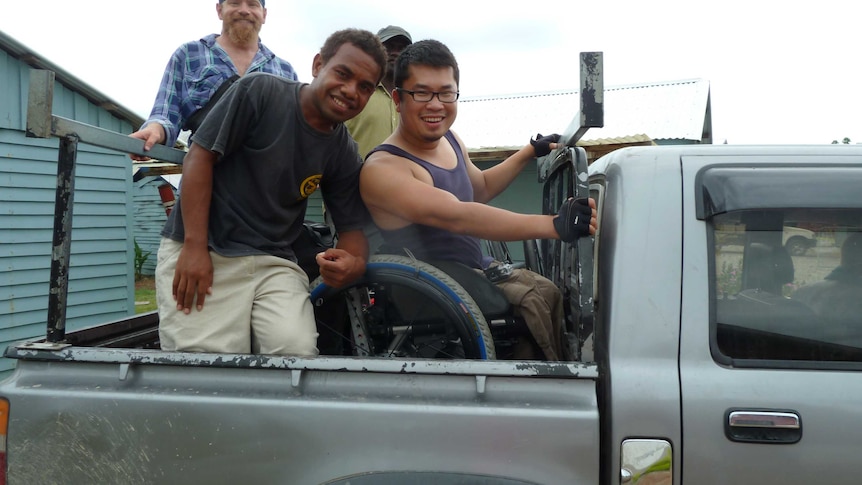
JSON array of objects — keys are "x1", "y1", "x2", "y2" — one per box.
[
  {"x1": 553, "y1": 198, "x2": 592, "y2": 243},
  {"x1": 530, "y1": 133, "x2": 561, "y2": 157}
]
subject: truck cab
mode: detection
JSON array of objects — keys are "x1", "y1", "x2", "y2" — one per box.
[{"x1": 589, "y1": 144, "x2": 862, "y2": 484}]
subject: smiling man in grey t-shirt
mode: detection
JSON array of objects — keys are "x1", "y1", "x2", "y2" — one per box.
[{"x1": 156, "y1": 29, "x2": 387, "y2": 357}]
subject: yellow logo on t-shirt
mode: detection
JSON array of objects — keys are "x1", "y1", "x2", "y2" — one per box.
[{"x1": 299, "y1": 174, "x2": 322, "y2": 200}]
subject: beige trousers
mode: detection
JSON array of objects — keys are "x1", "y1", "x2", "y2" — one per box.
[{"x1": 156, "y1": 238, "x2": 319, "y2": 356}]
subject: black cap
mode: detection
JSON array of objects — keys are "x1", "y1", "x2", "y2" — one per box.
[{"x1": 377, "y1": 25, "x2": 412, "y2": 44}]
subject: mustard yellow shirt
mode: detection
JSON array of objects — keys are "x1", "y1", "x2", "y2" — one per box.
[{"x1": 345, "y1": 84, "x2": 399, "y2": 159}]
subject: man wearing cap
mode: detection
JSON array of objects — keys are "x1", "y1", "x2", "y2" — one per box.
[
  {"x1": 345, "y1": 25, "x2": 413, "y2": 158},
  {"x1": 130, "y1": 0, "x2": 297, "y2": 160}
]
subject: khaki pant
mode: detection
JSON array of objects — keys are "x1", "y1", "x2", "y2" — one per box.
[
  {"x1": 494, "y1": 267, "x2": 565, "y2": 361},
  {"x1": 156, "y1": 238, "x2": 319, "y2": 356}
]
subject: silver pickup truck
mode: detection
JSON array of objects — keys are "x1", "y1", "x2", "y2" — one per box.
[{"x1": 2, "y1": 140, "x2": 862, "y2": 484}]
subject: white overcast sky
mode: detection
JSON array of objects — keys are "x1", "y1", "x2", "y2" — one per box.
[{"x1": 1, "y1": 0, "x2": 859, "y2": 144}]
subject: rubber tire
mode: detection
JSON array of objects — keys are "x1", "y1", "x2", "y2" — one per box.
[{"x1": 310, "y1": 254, "x2": 496, "y2": 359}]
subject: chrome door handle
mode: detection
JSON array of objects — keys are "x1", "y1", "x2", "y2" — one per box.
[{"x1": 725, "y1": 409, "x2": 802, "y2": 443}]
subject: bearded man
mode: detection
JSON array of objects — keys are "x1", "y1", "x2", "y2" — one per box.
[{"x1": 130, "y1": 0, "x2": 297, "y2": 159}]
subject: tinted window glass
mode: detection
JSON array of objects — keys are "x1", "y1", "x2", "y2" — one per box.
[{"x1": 712, "y1": 209, "x2": 862, "y2": 362}]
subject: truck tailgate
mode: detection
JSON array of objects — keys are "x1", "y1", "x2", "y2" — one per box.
[{"x1": 1, "y1": 353, "x2": 599, "y2": 485}]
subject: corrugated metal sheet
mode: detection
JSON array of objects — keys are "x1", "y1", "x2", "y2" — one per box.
[
  {"x1": 577, "y1": 134, "x2": 654, "y2": 146},
  {"x1": 456, "y1": 79, "x2": 711, "y2": 150}
]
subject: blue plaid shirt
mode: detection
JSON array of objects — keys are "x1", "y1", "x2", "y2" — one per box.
[{"x1": 141, "y1": 34, "x2": 298, "y2": 147}]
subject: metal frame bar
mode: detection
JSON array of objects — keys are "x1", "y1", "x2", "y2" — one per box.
[
  {"x1": 46, "y1": 135, "x2": 78, "y2": 342},
  {"x1": 25, "y1": 69, "x2": 186, "y2": 343},
  {"x1": 561, "y1": 51, "x2": 604, "y2": 148},
  {"x1": 539, "y1": 51, "x2": 603, "y2": 183},
  {"x1": 534, "y1": 52, "x2": 603, "y2": 359}
]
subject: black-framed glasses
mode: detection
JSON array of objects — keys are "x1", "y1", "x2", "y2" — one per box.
[{"x1": 397, "y1": 88, "x2": 460, "y2": 103}]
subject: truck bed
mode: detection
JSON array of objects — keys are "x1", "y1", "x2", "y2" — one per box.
[{"x1": 3, "y1": 318, "x2": 600, "y2": 485}]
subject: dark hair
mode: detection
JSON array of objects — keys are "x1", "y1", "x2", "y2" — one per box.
[
  {"x1": 319, "y1": 29, "x2": 387, "y2": 84},
  {"x1": 393, "y1": 39, "x2": 460, "y2": 89}
]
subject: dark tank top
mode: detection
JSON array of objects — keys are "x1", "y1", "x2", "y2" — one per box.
[{"x1": 368, "y1": 131, "x2": 487, "y2": 269}]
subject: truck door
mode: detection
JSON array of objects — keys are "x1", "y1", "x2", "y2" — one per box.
[{"x1": 679, "y1": 155, "x2": 862, "y2": 484}]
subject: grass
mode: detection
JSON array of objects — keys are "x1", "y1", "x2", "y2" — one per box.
[{"x1": 135, "y1": 276, "x2": 157, "y2": 314}]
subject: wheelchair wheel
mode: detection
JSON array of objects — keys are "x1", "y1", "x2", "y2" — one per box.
[{"x1": 310, "y1": 254, "x2": 496, "y2": 360}]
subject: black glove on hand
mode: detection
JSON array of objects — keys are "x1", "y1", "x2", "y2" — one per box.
[
  {"x1": 530, "y1": 133, "x2": 561, "y2": 157},
  {"x1": 553, "y1": 198, "x2": 592, "y2": 243}
]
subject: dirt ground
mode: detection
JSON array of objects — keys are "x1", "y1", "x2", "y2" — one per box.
[{"x1": 135, "y1": 276, "x2": 155, "y2": 292}]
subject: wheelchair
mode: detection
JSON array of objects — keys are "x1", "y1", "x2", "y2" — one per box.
[
  {"x1": 310, "y1": 254, "x2": 498, "y2": 359},
  {"x1": 309, "y1": 146, "x2": 594, "y2": 361}
]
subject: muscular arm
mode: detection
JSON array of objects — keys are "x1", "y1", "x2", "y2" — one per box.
[
  {"x1": 173, "y1": 143, "x2": 217, "y2": 312},
  {"x1": 360, "y1": 156, "x2": 559, "y2": 242}
]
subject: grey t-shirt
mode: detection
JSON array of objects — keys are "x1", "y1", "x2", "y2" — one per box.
[{"x1": 161, "y1": 72, "x2": 368, "y2": 262}]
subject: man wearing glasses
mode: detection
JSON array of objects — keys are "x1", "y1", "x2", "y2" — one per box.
[{"x1": 359, "y1": 40, "x2": 597, "y2": 361}]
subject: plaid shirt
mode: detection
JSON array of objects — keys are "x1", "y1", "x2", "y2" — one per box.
[{"x1": 142, "y1": 34, "x2": 298, "y2": 147}]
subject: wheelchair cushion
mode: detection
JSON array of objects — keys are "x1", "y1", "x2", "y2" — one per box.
[{"x1": 427, "y1": 260, "x2": 512, "y2": 319}]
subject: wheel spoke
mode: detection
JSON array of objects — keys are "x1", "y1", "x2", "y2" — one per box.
[{"x1": 345, "y1": 288, "x2": 372, "y2": 356}]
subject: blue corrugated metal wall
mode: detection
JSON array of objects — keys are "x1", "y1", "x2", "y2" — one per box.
[
  {"x1": 133, "y1": 176, "x2": 172, "y2": 276},
  {"x1": 305, "y1": 191, "x2": 325, "y2": 222},
  {"x1": 0, "y1": 50, "x2": 135, "y2": 374}
]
